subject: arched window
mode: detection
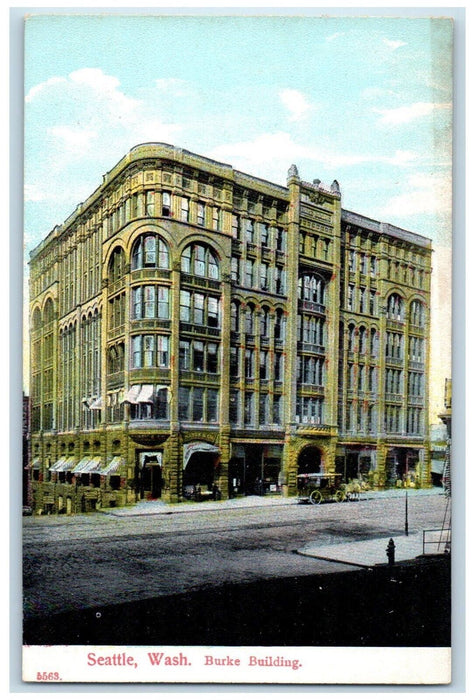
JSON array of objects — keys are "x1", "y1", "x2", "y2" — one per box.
[
  {"x1": 386, "y1": 293, "x2": 404, "y2": 320},
  {"x1": 348, "y1": 324, "x2": 355, "y2": 352},
  {"x1": 370, "y1": 328, "x2": 378, "y2": 357},
  {"x1": 131, "y1": 235, "x2": 169, "y2": 270},
  {"x1": 260, "y1": 306, "x2": 270, "y2": 337},
  {"x1": 43, "y1": 298, "x2": 55, "y2": 324},
  {"x1": 32, "y1": 307, "x2": 42, "y2": 330},
  {"x1": 181, "y1": 243, "x2": 219, "y2": 280},
  {"x1": 410, "y1": 299, "x2": 424, "y2": 326},
  {"x1": 358, "y1": 326, "x2": 367, "y2": 354},
  {"x1": 109, "y1": 246, "x2": 126, "y2": 281},
  {"x1": 274, "y1": 309, "x2": 286, "y2": 341},
  {"x1": 299, "y1": 273, "x2": 325, "y2": 305},
  {"x1": 245, "y1": 304, "x2": 255, "y2": 335}
]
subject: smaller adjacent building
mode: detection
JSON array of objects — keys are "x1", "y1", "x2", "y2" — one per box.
[{"x1": 430, "y1": 423, "x2": 448, "y2": 487}]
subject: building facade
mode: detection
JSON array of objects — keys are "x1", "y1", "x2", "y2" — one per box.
[{"x1": 29, "y1": 143, "x2": 432, "y2": 514}]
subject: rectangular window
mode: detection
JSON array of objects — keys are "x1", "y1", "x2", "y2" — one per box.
[
  {"x1": 245, "y1": 219, "x2": 254, "y2": 243},
  {"x1": 144, "y1": 285, "x2": 156, "y2": 318},
  {"x1": 192, "y1": 387, "x2": 204, "y2": 421},
  {"x1": 146, "y1": 191, "x2": 155, "y2": 216},
  {"x1": 158, "y1": 286, "x2": 169, "y2": 319},
  {"x1": 259, "y1": 394, "x2": 268, "y2": 425},
  {"x1": 178, "y1": 387, "x2": 190, "y2": 420},
  {"x1": 348, "y1": 285, "x2": 354, "y2": 310},
  {"x1": 260, "y1": 263, "x2": 269, "y2": 290},
  {"x1": 212, "y1": 207, "x2": 220, "y2": 230},
  {"x1": 230, "y1": 346, "x2": 239, "y2": 377},
  {"x1": 207, "y1": 343, "x2": 218, "y2": 373},
  {"x1": 245, "y1": 349, "x2": 254, "y2": 378},
  {"x1": 193, "y1": 341, "x2": 205, "y2": 372},
  {"x1": 244, "y1": 392, "x2": 254, "y2": 425},
  {"x1": 162, "y1": 191, "x2": 171, "y2": 217},
  {"x1": 231, "y1": 257, "x2": 239, "y2": 283},
  {"x1": 274, "y1": 353, "x2": 283, "y2": 381},
  {"x1": 180, "y1": 290, "x2": 191, "y2": 322},
  {"x1": 181, "y1": 197, "x2": 189, "y2": 222},
  {"x1": 132, "y1": 286, "x2": 142, "y2": 319},
  {"x1": 197, "y1": 203, "x2": 205, "y2": 226},
  {"x1": 207, "y1": 296, "x2": 219, "y2": 327},
  {"x1": 207, "y1": 389, "x2": 219, "y2": 422},
  {"x1": 245, "y1": 260, "x2": 254, "y2": 288},
  {"x1": 272, "y1": 395, "x2": 282, "y2": 424},
  {"x1": 359, "y1": 288, "x2": 366, "y2": 314},
  {"x1": 259, "y1": 351, "x2": 268, "y2": 380},
  {"x1": 143, "y1": 335, "x2": 155, "y2": 367},
  {"x1": 260, "y1": 223, "x2": 269, "y2": 246},
  {"x1": 156, "y1": 336, "x2": 169, "y2": 367},
  {"x1": 194, "y1": 293, "x2": 205, "y2": 325},
  {"x1": 232, "y1": 214, "x2": 239, "y2": 238},
  {"x1": 275, "y1": 228, "x2": 284, "y2": 251},
  {"x1": 132, "y1": 336, "x2": 141, "y2": 368},
  {"x1": 229, "y1": 390, "x2": 240, "y2": 423},
  {"x1": 179, "y1": 340, "x2": 190, "y2": 370}
]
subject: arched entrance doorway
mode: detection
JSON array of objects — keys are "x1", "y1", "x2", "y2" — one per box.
[
  {"x1": 183, "y1": 442, "x2": 220, "y2": 497},
  {"x1": 136, "y1": 451, "x2": 163, "y2": 499},
  {"x1": 298, "y1": 445, "x2": 323, "y2": 474}
]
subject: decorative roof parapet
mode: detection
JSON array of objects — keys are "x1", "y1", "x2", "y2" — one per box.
[{"x1": 342, "y1": 209, "x2": 432, "y2": 248}]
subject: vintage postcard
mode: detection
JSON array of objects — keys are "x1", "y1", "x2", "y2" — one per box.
[{"x1": 21, "y1": 11, "x2": 455, "y2": 686}]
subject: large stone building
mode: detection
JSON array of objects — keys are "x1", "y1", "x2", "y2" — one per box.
[{"x1": 28, "y1": 143, "x2": 432, "y2": 514}]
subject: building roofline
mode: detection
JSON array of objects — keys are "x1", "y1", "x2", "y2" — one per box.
[{"x1": 342, "y1": 208, "x2": 432, "y2": 249}]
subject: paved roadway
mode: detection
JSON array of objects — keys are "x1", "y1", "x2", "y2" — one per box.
[{"x1": 23, "y1": 491, "x2": 448, "y2": 619}]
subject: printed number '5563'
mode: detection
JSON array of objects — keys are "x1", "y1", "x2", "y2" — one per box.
[{"x1": 37, "y1": 671, "x2": 60, "y2": 681}]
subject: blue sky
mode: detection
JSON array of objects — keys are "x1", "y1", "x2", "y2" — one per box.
[{"x1": 23, "y1": 13, "x2": 453, "y2": 415}]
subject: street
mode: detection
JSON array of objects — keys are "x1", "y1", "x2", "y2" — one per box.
[{"x1": 24, "y1": 492, "x2": 448, "y2": 619}]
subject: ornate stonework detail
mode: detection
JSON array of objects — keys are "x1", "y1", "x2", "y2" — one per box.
[{"x1": 287, "y1": 164, "x2": 299, "y2": 179}]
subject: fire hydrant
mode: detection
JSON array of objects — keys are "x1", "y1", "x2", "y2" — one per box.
[{"x1": 386, "y1": 538, "x2": 395, "y2": 566}]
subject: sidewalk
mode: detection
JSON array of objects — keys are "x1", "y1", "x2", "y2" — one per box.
[
  {"x1": 102, "y1": 487, "x2": 444, "y2": 518},
  {"x1": 297, "y1": 532, "x2": 438, "y2": 569}
]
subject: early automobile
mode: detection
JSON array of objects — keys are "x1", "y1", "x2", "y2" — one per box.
[{"x1": 297, "y1": 472, "x2": 346, "y2": 505}]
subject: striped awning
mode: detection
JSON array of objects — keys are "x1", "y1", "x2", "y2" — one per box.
[
  {"x1": 136, "y1": 384, "x2": 154, "y2": 403},
  {"x1": 72, "y1": 457, "x2": 102, "y2": 474},
  {"x1": 123, "y1": 385, "x2": 141, "y2": 403},
  {"x1": 101, "y1": 457, "x2": 123, "y2": 476},
  {"x1": 51, "y1": 457, "x2": 76, "y2": 472}
]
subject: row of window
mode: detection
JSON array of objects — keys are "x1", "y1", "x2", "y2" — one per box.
[
  {"x1": 347, "y1": 285, "x2": 378, "y2": 315},
  {"x1": 230, "y1": 347, "x2": 285, "y2": 381},
  {"x1": 229, "y1": 390, "x2": 283, "y2": 426},
  {"x1": 230, "y1": 303, "x2": 286, "y2": 339},
  {"x1": 231, "y1": 257, "x2": 286, "y2": 294},
  {"x1": 348, "y1": 250, "x2": 378, "y2": 276},
  {"x1": 347, "y1": 326, "x2": 379, "y2": 355},
  {"x1": 232, "y1": 216, "x2": 286, "y2": 251}
]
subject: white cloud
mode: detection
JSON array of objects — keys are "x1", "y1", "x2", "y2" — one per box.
[
  {"x1": 386, "y1": 150, "x2": 418, "y2": 166},
  {"x1": 25, "y1": 76, "x2": 66, "y2": 103},
  {"x1": 24, "y1": 68, "x2": 184, "y2": 212},
  {"x1": 208, "y1": 132, "x2": 421, "y2": 180},
  {"x1": 279, "y1": 89, "x2": 313, "y2": 122},
  {"x1": 326, "y1": 32, "x2": 344, "y2": 42},
  {"x1": 378, "y1": 172, "x2": 451, "y2": 218},
  {"x1": 374, "y1": 102, "x2": 450, "y2": 125},
  {"x1": 48, "y1": 125, "x2": 98, "y2": 154},
  {"x1": 383, "y1": 38, "x2": 407, "y2": 50},
  {"x1": 155, "y1": 78, "x2": 190, "y2": 96}
]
